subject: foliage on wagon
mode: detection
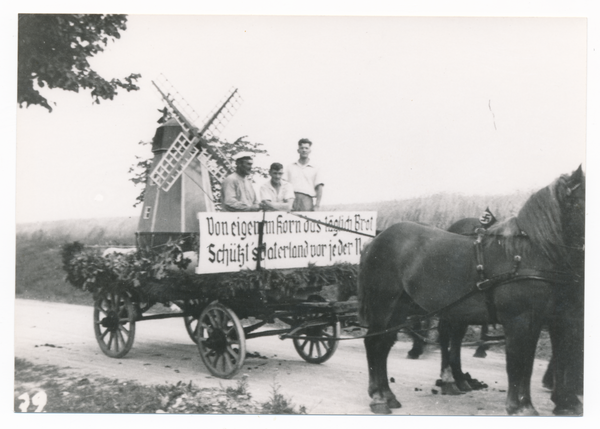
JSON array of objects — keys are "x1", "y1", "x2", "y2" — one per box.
[{"x1": 61, "y1": 241, "x2": 358, "y2": 302}]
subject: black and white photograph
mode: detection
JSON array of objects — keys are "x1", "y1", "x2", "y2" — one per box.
[{"x1": 7, "y1": 1, "x2": 599, "y2": 425}]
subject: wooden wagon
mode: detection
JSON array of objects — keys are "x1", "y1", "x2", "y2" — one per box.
[
  {"x1": 92, "y1": 279, "x2": 357, "y2": 378},
  {"x1": 82, "y1": 210, "x2": 375, "y2": 379}
]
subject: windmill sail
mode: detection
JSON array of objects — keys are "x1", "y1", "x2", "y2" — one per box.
[{"x1": 150, "y1": 75, "x2": 242, "y2": 191}]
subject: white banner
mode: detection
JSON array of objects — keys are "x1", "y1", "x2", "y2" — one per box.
[{"x1": 196, "y1": 211, "x2": 377, "y2": 274}]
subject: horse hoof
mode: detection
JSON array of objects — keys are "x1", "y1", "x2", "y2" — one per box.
[
  {"x1": 441, "y1": 382, "x2": 464, "y2": 395},
  {"x1": 473, "y1": 350, "x2": 487, "y2": 358},
  {"x1": 508, "y1": 407, "x2": 539, "y2": 416},
  {"x1": 387, "y1": 397, "x2": 402, "y2": 409},
  {"x1": 370, "y1": 403, "x2": 392, "y2": 414},
  {"x1": 553, "y1": 404, "x2": 583, "y2": 416}
]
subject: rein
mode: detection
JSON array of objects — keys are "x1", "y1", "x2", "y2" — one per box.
[
  {"x1": 282, "y1": 266, "x2": 573, "y2": 341},
  {"x1": 286, "y1": 211, "x2": 377, "y2": 238},
  {"x1": 281, "y1": 265, "x2": 575, "y2": 341}
]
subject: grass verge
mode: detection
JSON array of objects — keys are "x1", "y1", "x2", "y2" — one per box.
[
  {"x1": 14, "y1": 358, "x2": 305, "y2": 414},
  {"x1": 16, "y1": 239, "x2": 93, "y2": 306}
]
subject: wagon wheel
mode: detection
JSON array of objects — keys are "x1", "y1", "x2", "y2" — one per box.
[
  {"x1": 183, "y1": 299, "x2": 202, "y2": 344},
  {"x1": 293, "y1": 296, "x2": 341, "y2": 364},
  {"x1": 197, "y1": 302, "x2": 246, "y2": 378},
  {"x1": 93, "y1": 291, "x2": 136, "y2": 358}
]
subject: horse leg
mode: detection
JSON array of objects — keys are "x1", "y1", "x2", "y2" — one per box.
[
  {"x1": 437, "y1": 319, "x2": 463, "y2": 395},
  {"x1": 473, "y1": 324, "x2": 489, "y2": 358},
  {"x1": 548, "y1": 316, "x2": 583, "y2": 415},
  {"x1": 365, "y1": 331, "x2": 401, "y2": 414},
  {"x1": 380, "y1": 333, "x2": 402, "y2": 409},
  {"x1": 406, "y1": 318, "x2": 426, "y2": 359},
  {"x1": 542, "y1": 355, "x2": 554, "y2": 390},
  {"x1": 502, "y1": 315, "x2": 543, "y2": 416},
  {"x1": 449, "y1": 323, "x2": 472, "y2": 392}
]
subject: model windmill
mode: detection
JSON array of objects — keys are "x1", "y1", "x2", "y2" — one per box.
[{"x1": 137, "y1": 75, "x2": 242, "y2": 250}]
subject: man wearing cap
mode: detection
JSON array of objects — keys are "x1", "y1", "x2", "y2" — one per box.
[
  {"x1": 220, "y1": 152, "x2": 262, "y2": 212},
  {"x1": 260, "y1": 163, "x2": 295, "y2": 211},
  {"x1": 285, "y1": 138, "x2": 324, "y2": 211}
]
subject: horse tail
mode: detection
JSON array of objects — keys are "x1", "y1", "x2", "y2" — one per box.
[{"x1": 357, "y1": 224, "x2": 409, "y2": 329}]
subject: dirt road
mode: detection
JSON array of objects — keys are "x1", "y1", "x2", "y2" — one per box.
[{"x1": 14, "y1": 298, "x2": 558, "y2": 415}]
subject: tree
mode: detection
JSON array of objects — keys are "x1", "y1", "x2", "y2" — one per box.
[{"x1": 18, "y1": 14, "x2": 141, "y2": 112}]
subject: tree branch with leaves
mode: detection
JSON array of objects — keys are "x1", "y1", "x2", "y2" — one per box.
[{"x1": 18, "y1": 14, "x2": 141, "y2": 111}]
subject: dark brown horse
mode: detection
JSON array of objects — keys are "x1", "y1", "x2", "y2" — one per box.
[
  {"x1": 438, "y1": 215, "x2": 583, "y2": 402},
  {"x1": 406, "y1": 214, "x2": 497, "y2": 364},
  {"x1": 358, "y1": 167, "x2": 584, "y2": 415},
  {"x1": 411, "y1": 217, "x2": 580, "y2": 399}
]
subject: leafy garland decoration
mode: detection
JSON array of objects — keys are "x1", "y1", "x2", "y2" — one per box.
[{"x1": 61, "y1": 241, "x2": 358, "y2": 303}]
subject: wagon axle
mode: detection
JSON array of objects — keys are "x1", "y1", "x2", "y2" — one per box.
[{"x1": 98, "y1": 312, "x2": 121, "y2": 330}]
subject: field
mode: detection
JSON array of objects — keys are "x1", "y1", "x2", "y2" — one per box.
[
  {"x1": 15, "y1": 217, "x2": 137, "y2": 306},
  {"x1": 328, "y1": 191, "x2": 531, "y2": 230}
]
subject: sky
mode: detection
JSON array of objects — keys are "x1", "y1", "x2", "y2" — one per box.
[{"x1": 11, "y1": 7, "x2": 594, "y2": 224}]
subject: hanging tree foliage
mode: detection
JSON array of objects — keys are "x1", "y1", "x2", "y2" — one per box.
[{"x1": 18, "y1": 14, "x2": 141, "y2": 112}]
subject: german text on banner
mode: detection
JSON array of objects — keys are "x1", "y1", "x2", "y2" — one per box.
[{"x1": 196, "y1": 212, "x2": 377, "y2": 274}]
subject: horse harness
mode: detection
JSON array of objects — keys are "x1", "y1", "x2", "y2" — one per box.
[
  {"x1": 349, "y1": 229, "x2": 578, "y2": 340},
  {"x1": 472, "y1": 227, "x2": 575, "y2": 325},
  {"x1": 280, "y1": 213, "x2": 580, "y2": 341}
]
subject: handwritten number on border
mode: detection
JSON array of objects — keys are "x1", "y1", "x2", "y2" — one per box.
[{"x1": 18, "y1": 391, "x2": 47, "y2": 412}]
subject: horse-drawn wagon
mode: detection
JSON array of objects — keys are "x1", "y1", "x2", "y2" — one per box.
[
  {"x1": 61, "y1": 75, "x2": 376, "y2": 379},
  {"x1": 67, "y1": 210, "x2": 375, "y2": 379}
]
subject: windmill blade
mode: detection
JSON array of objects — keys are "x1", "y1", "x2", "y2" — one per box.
[
  {"x1": 193, "y1": 87, "x2": 242, "y2": 173},
  {"x1": 198, "y1": 88, "x2": 243, "y2": 143},
  {"x1": 150, "y1": 75, "x2": 242, "y2": 191},
  {"x1": 152, "y1": 74, "x2": 200, "y2": 134},
  {"x1": 149, "y1": 133, "x2": 200, "y2": 191}
]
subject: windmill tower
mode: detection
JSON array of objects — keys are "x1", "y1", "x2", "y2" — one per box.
[{"x1": 136, "y1": 75, "x2": 242, "y2": 250}]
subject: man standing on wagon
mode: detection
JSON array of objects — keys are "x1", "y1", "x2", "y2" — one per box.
[
  {"x1": 285, "y1": 138, "x2": 324, "y2": 211},
  {"x1": 220, "y1": 152, "x2": 263, "y2": 212}
]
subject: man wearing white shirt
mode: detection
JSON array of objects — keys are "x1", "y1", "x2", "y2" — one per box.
[
  {"x1": 285, "y1": 138, "x2": 324, "y2": 211},
  {"x1": 260, "y1": 163, "x2": 295, "y2": 211}
]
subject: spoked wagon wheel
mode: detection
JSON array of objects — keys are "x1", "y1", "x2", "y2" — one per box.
[
  {"x1": 293, "y1": 319, "x2": 341, "y2": 364},
  {"x1": 93, "y1": 291, "x2": 136, "y2": 358},
  {"x1": 183, "y1": 299, "x2": 201, "y2": 344},
  {"x1": 197, "y1": 302, "x2": 246, "y2": 378},
  {"x1": 292, "y1": 297, "x2": 341, "y2": 364}
]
